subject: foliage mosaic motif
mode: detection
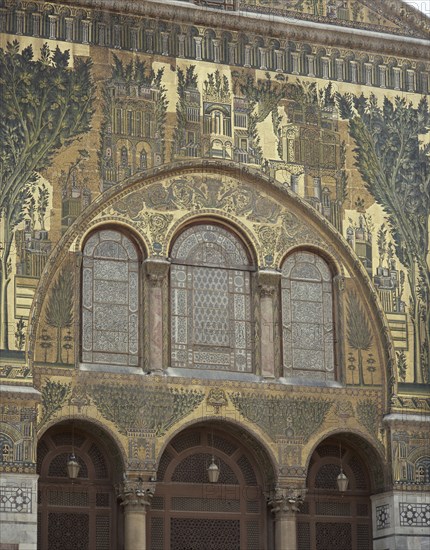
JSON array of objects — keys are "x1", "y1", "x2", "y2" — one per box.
[
  {"x1": 0, "y1": 0, "x2": 428, "y2": 395},
  {"x1": 90, "y1": 384, "x2": 204, "y2": 436},
  {"x1": 0, "y1": 40, "x2": 94, "y2": 352},
  {"x1": 229, "y1": 392, "x2": 332, "y2": 441}
]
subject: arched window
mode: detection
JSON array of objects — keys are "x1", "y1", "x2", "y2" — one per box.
[
  {"x1": 82, "y1": 229, "x2": 140, "y2": 366},
  {"x1": 415, "y1": 457, "x2": 430, "y2": 484},
  {"x1": 170, "y1": 223, "x2": 253, "y2": 373},
  {"x1": 281, "y1": 251, "x2": 335, "y2": 382},
  {"x1": 120, "y1": 146, "x2": 128, "y2": 166},
  {"x1": 139, "y1": 149, "x2": 147, "y2": 170}
]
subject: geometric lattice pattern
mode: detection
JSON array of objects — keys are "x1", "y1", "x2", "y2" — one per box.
[
  {"x1": 282, "y1": 251, "x2": 335, "y2": 381},
  {"x1": 82, "y1": 229, "x2": 139, "y2": 366},
  {"x1": 171, "y1": 496, "x2": 240, "y2": 512},
  {"x1": 399, "y1": 503, "x2": 430, "y2": 527},
  {"x1": 48, "y1": 512, "x2": 89, "y2": 549},
  {"x1": 315, "y1": 463, "x2": 341, "y2": 489},
  {"x1": 376, "y1": 504, "x2": 390, "y2": 530},
  {"x1": 171, "y1": 224, "x2": 252, "y2": 372},
  {"x1": 316, "y1": 522, "x2": 352, "y2": 550},
  {"x1": 171, "y1": 453, "x2": 238, "y2": 484},
  {"x1": 0, "y1": 486, "x2": 32, "y2": 513},
  {"x1": 171, "y1": 518, "x2": 240, "y2": 550}
]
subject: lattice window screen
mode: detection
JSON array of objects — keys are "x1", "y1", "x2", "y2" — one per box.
[
  {"x1": 316, "y1": 522, "x2": 352, "y2": 550},
  {"x1": 171, "y1": 224, "x2": 253, "y2": 372},
  {"x1": 151, "y1": 517, "x2": 164, "y2": 550},
  {"x1": 297, "y1": 522, "x2": 311, "y2": 550},
  {"x1": 170, "y1": 518, "x2": 240, "y2": 550},
  {"x1": 96, "y1": 515, "x2": 110, "y2": 550},
  {"x1": 82, "y1": 229, "x2": 139, "y2": 366},
  {"x1": 48, "y1": 512, "x2": 89, "y2": 549},
  {"x1": 282, "y1": 251, "x2": 334, "y2": 381}
]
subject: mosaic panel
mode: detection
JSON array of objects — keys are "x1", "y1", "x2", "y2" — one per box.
[
  {"x1": 376, "y1": 504, "x2": 390, "y2": 530},
  {"x1": 0, "y1": 486, "x2": 32, "y2": 513},
  {"x1": 399, "y1": 503, "x2": 430, "y2": 527}
]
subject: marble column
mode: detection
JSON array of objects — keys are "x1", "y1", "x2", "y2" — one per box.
[
  {"x1": 268, "y1": 487, "x2": 305, "y2": 550},
  {"x1": 257, "y1": 269, "x2": 281, "y2": 379},
  {"x1": 118, "y1": 478, "x2": 155, "y2": 550},
  {"x1": 144, "y1": 258, "x2": 170, "y2": 374}
]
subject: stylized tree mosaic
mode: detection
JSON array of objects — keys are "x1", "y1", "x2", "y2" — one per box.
[
  {"x1": 45, "y1": 267, "x2": 74, "y2": 364},
  {"x1": 0, "y1": 41, "x2": 94, "y2": 349},
  {"x1": 347, "y1": 291, "x2": 373, "y2": 386},
  {"x1": 338, "y1": 93, "x2": 430, "y2": 383}
]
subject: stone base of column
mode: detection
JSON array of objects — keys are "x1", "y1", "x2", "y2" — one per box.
[
  {"x1": 371, "y1": 490, "x2": 430, "y2": 550},
  {"x1": 0, "y1": 473, "x2": 38, "y2": 550}
]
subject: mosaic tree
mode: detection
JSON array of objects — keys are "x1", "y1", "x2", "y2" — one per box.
[
  {"x1": 45, "y1": 267, "x2": 74, "y2": 364},
  {"x1": 339, "y1": 93, "x2": 430, "y2": 384},
  {"x1": 0, "y1": 41, "x2": 94, "y2": 349}
]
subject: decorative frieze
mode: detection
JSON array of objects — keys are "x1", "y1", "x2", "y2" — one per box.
[{"x1": 3, "y1": 1, "x2": 427, "y2": 94}]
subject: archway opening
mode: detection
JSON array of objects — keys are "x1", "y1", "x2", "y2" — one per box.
[
  {"x1": 298, "y1": 435, "x2": 375, "y2": 550},
  {"x1": 149, "y1": 423, "x2": 273, "y2": 550},
  {"x1": 37, "y1": 421, "x2": 124, "y2": 550}
]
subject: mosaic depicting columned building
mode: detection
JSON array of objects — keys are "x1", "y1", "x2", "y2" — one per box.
[{"x1": 0, "y1": 0, "x2": 429, "y2": 549}]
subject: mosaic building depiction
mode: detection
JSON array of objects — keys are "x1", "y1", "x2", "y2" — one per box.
[{"x1": 0, "y1": 0, "x2": 429, "y2": 549}]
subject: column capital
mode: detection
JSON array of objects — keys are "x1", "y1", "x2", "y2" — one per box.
[
  {"x1": 144, "y1": 257, "x2": 170, "y2": 286},
  {"x1": 257, "y1": 268, "x2": 281, "y2": 291},
  {"x1": 117, "y1": 477, "x2": 156, "y2": 508},
  {"x1": 267, "y1": 486, "x2": 306, "y2": 515}
]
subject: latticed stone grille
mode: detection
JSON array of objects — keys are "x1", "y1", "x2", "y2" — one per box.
[
  {"x1": 348, "y1": 456, "x2": 367, "y2": 489},
  {"x1": 48, "y1": 512, "x2": 89, "y2": 550},
  {"x1": 37, "y1": 440, "x2": 49, "y2": 472},
  {"x1": 150, "y1": 517, "x2": 164, "y2": 550},
  {"x1": 171, "y1": 430, "x2": 201, "y2": 453},
  {"x1": 237, "y1": 454, "x2": 258, "y2": 485},
  {"x1": 48, "y1": 490, "x2": 89, "y2": 507},
  {"x1": 95, "y1": 515, "x2": 110, "y2": 550},
  {"x1": 297, "y1": 522, "x2": 311, "y2": 549},
  {"x1": 95, "y1": 493, "x2": 110, "y2": 508},
  {"x1": 282, "y1": 251, "x2": 335, "y2": 381},
  {"x1": 316, "y1": 501, "x2": 351, "y2": 516},
  {"x1": 317, "y1": 444, "x2": 345, "y2": 458},
  {"x1": 247, "y1": 519, "x2": 260, "y2": 549},
  {"x1": 48, "y1": 453, "x2": 88, "y2": 478},
  {"x1": 38, "y1": 428, "x2": 116, "y2": 549},
  {"x1": 170, "y1": 518, "x2": 240, "y2": 550},
  {"x1": 171, "y1": 496, "x2": 240, "y2": 512},
  {"x1": 151, "y1": 496, "x2": 165, "y2": 510},
  {"x1": 171, "y1": 224, "x2": 253, "y2": 372},
  {"x1": 357, "y1": 503, "x2": 369, "y2": 517},
  {"x1": 172, "y1": 453, "x2": 238, "y2": 484},
  {"x1": 51, "y1": 433, "x2": 85, "y2": 448},
  {"x1": 316, "y1": 522, "x2": 352, "y2": 550},
  {"x1": 88, "y1": 443, "x2": 108, "y2": 479},
  {"x1": 212, "y1": 434, "x2": 237, "y2": 455},
  {"x1": 157, "y1": 450, "x2": 173, "y2": 481},
  {"x1": 357, "y1": 523, "x2": 371, "y2": 550},
  {"x1": 315, "y1": 463, "x2": 340, "y2": 489},
  {"x1": 82, "y1": 229, "x2": 140, "y2": 366}
]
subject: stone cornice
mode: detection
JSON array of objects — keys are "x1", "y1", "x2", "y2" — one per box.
[
  {"x1": 40, "y1": 0, "x2": 430, "y2": 60},
  {"x1": 65, "y1": 0, "x2": 430, "y2": 59}
]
